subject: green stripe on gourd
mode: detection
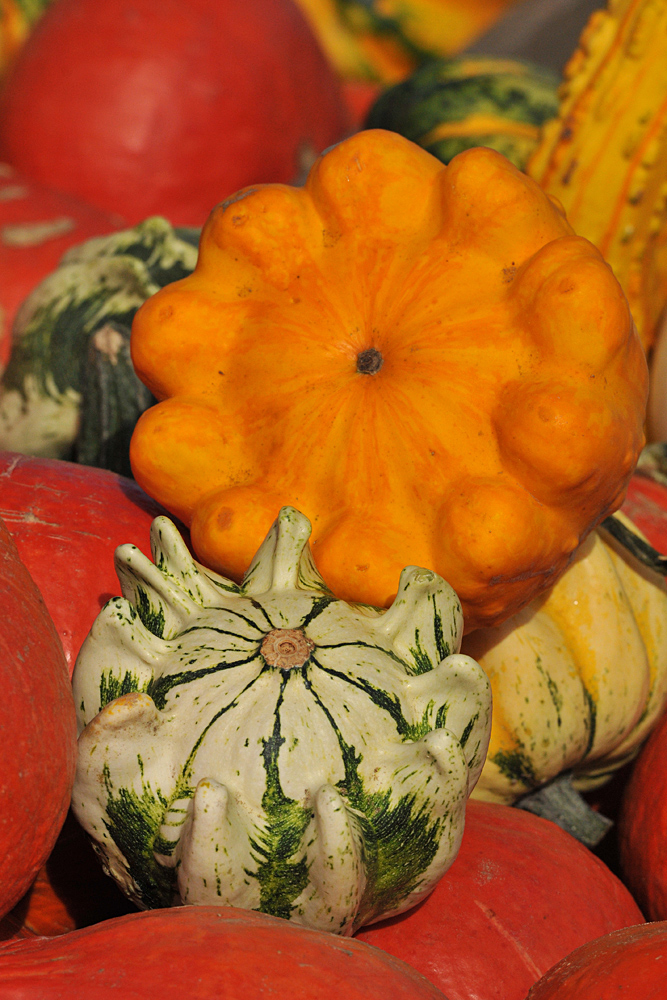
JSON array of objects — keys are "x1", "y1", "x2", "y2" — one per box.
[
  {"x1": 0, "y1": 216, "x2": 198, "y2": 476},
  {"x1": 72, "y1": 507, "x2": 491, "y2": 934},
  {"x1": 366, "y1": 57, "x2": 559, "y2": 169}
]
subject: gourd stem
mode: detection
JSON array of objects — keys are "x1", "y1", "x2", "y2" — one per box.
[
  {"x1": 515, "y1": 773, "x2": 613, "y2": 848},
  {"x1": 601, "y1": 513, "x2": 667, "y2": 575},
  {"x1": 356, "y1": 348, "x2": 383, "y2": 374}
]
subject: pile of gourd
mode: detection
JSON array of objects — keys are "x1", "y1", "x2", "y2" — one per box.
[{"x1": 1, "y1": 0, "x2": 667, "y2": 998}]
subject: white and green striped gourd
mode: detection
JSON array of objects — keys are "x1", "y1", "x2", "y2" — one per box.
[
  {"x1": 72, "y1": 507, "x2": 491, "y2": 935},
  {"x1": 0, "y1": 217, "x2": 198, "y2": 476}
]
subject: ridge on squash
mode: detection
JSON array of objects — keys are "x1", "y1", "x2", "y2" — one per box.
[{"x1": 72, "y1": 507, "x2": 491, "y2": 934}]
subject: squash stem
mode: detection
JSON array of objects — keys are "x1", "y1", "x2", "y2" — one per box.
[
  {"x1": 600, "y1": 512, "x2": 667, "y2": 575},
  {"x1": 515, "y1": 772, "x2": 613, "y2": 847}
]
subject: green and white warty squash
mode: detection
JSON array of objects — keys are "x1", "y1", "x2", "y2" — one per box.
[
  {"x1": 0, "y1": 216, "x2": 198, "y2": 477},
  {"x1": 72, "y1": 507, "x2": 491, "y2": 934}
]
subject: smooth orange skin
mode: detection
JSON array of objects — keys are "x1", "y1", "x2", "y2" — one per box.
[{"x1": 130, "y1": 129, "x2": 647, "y2": 631}]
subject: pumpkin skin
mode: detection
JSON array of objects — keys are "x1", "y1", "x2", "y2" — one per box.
[
  {"x1": 356, "y1": 799, "x2": 644, "y2": 1000},
  {"x1": 0, "y1": 451, "x2": 174, "y2": 673},
  {"x1": 365, "y1": 56, "x2": 559, "y2": 169},
  {"x1": 72, "y1": 507, "x2": 491, "y2": 933},
  {"x1": 0, "y1": 161, "x2": 121, "y2": 368},
  {"x1": 0, "y1": 217, "x2": 197, "y2": 476},
  {"x1": 527, "y1": 0, "x2": 667, "y2": 352},
  {"x1": 0, "y1": 0, "x2": 350, "y2": 226},
  {"x1": 524, "y1": 922, "x2": 667, "y2": 999},
  {"x1": 0, "y1": 812, "x2": 136, "y2": 942},
  {"x1": 618, "y1": 704, "x2": 667, "y2": 920},
  {"x1": 0, "y1": 906, "x2": 447, "y2": 1000},
  {"x1": 129, "y1": 129, "x2": 648, "y2": 632},
  {"x1": 0, "y1": 512, "x2": 77, "y2": 918},
  {"x1": 464, "y1": 512, "x2": 667, "y2": 804}
]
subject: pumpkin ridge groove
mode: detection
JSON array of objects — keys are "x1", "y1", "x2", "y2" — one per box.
[
  {"x1": 298, "y1": 594, "x2": 337, "y2": 628},
  {"x1": 249, "y1": 673, "x2": 312, "y2": 920},
  {"x1": 179, "y1": 617, "x2": 266, "y2": 636},
  {"x1": 172, "y1": 666, "x2": 270, "y2": 765},
  {"x1": 314, "y1": 638, "x2": 408, "y2": 669},
  {"x1": 310, "y1": 656, "x2": 413, "y2": 738},
  {"x1": 247, "y1": 595, "x2": 278, "y2": 631},
  {"x1": 581, "y1": 686, "x2": 597, "y2": 760},
  {"x1": 147, "y1": 652, "x2": 263, "y2": 710}
]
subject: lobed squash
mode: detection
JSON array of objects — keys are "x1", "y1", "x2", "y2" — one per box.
[
  {"x1": 72, "y1": 507, "x2": 491, "y2": 933},
  {"x1": 129, "y1": 129, "x2": 647, "y2": 632}
]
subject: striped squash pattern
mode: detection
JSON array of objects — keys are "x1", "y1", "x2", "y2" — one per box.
[
  {"x1": 366, "y1": 57, "x2": 559, "y2": 169},
  {"x1": 0, "y1": 216, "x2": 198, "y2": 476},
  {"x1": 72, "y1": 507, "x2": 491, "y2": 934}
]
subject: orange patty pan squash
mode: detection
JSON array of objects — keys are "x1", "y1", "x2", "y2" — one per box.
[{"x1": 129, "y1": 129, "x2": 648, "y2": 632}]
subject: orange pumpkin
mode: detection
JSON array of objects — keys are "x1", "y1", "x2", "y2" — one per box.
[{"x1": 130, "y1": 130, "x2": 647, "y2": 631}]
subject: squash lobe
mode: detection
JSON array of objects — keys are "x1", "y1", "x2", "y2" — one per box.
[{"x1": 130, "y1": 129, "x2": 648, "y2": 630}]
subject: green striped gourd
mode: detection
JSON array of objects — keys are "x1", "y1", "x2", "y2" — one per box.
[
  {"x1": 72, "y1": 507, "x2": 491, "y2": 934},
  {"x1": 366, "y1": 57, "x2": 559, "y2": 169},
  {"x1": 0, "y1": 216, "x2": 198, "y2": 477}
]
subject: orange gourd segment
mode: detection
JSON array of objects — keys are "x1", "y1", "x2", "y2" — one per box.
[{"x1": 130, "y1": 129, "x2": 647, "y2": 631}]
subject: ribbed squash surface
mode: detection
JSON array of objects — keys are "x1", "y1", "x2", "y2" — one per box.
[
  {"x1": 465, "y1": 514, "x2": 667, "y2": 803},
  {"x1": 527, "y1": 0, "x2": 667, "y2": 352},
  {"x1": 130, "y1": 129, "x2": 647, "y2": 631}
]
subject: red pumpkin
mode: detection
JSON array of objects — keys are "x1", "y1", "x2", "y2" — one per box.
[
  {"x1": 0, "y1": 0, "x2": 351, "y2": 226},
  {"x1": 0, "y1": 906, "x2": 447, "y2": 999},
  {"x1": 0, "y1": 451, "x2": 177, "y2": 673},
  {"x1": 0, "y1": 812, "x2": 136, "y2": 942},
  {"x1": 618, "y1": 705, "x2": 667, "y2": 921},
  {"x1": 0, "y1": 512, "x2": 77, "y2": 919},
  {"x1": 0, "y1": 163, "x2": 121, "y2": 367},
  {"x1": 524, "y1": 922, "x2": 667, "y2": 999},
  {"x1": 355, "y1": 800, "x2": 643, "y2": 1000}
]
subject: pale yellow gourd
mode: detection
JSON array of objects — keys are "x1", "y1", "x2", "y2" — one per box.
[{"x1": 464, "y1": 514, "x2": 667, "y2": 804}]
